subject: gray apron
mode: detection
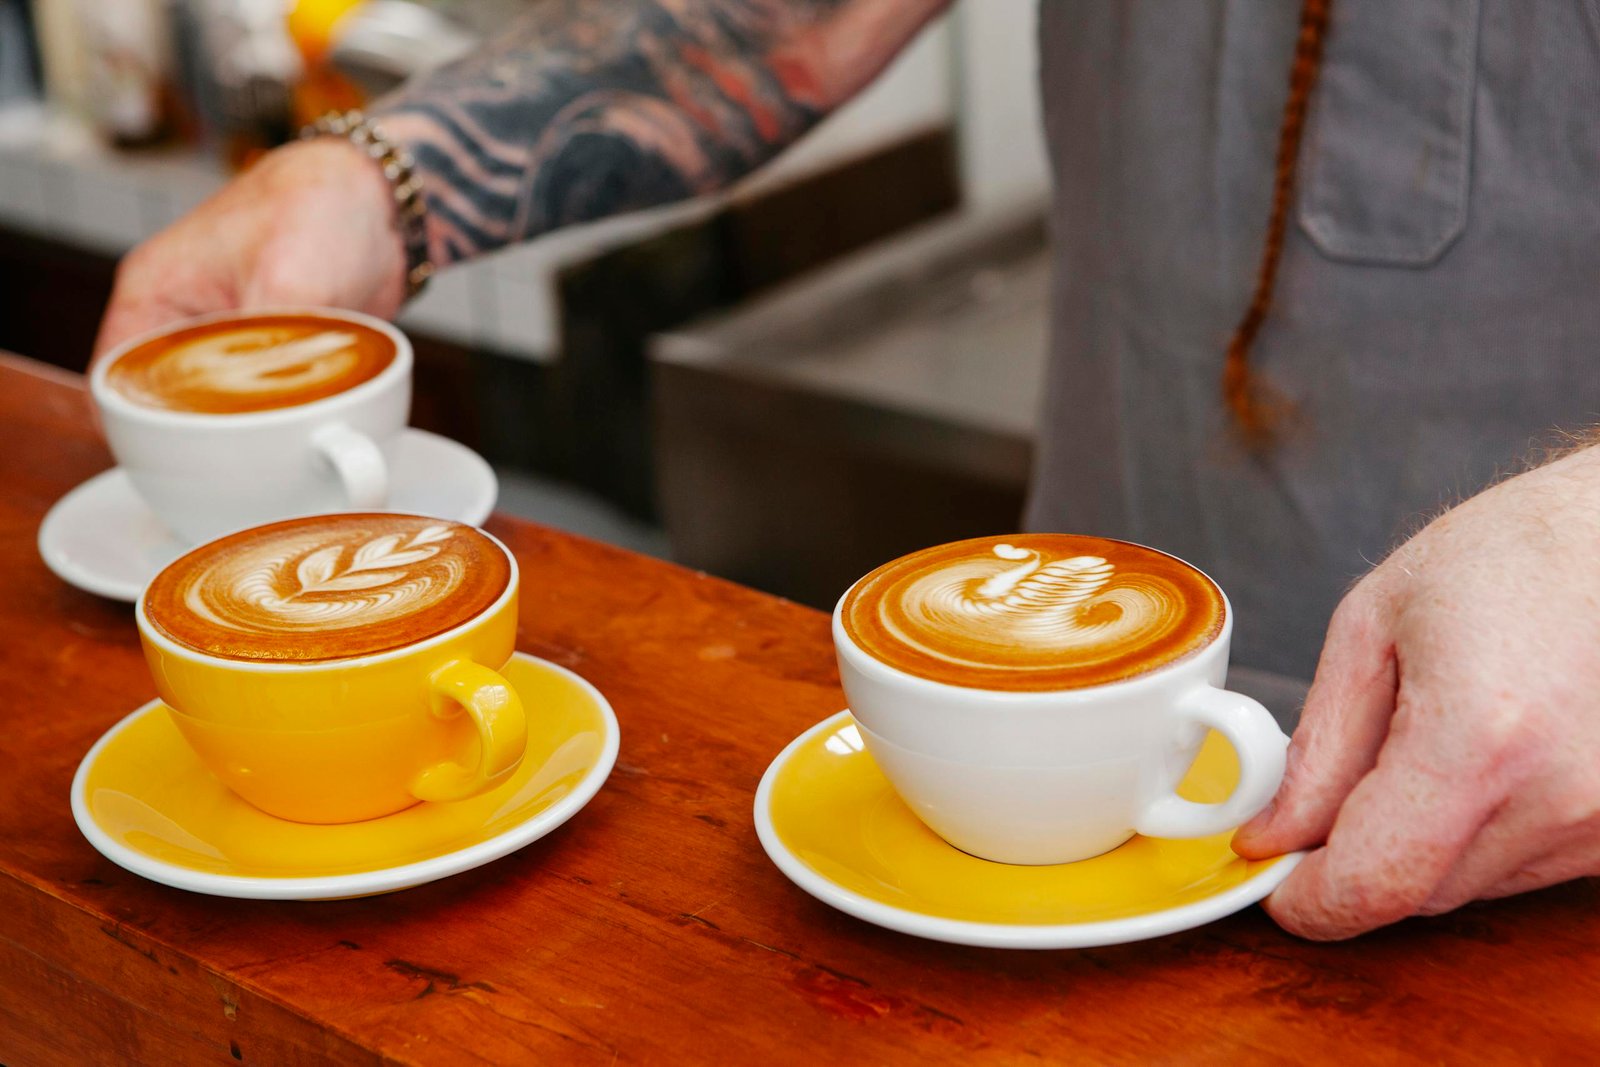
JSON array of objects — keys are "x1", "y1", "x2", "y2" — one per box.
[{"x1": 1025, "y1": 0, "x2": 1600, "y2": 679}]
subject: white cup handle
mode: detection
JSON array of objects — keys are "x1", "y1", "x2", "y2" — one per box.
[
  {"x1": 312, "y1": 424, "x2": 389, "y2": 508},
  {"x1": 1134, "y1": 685, "x2": 1288, "y2": 840}
]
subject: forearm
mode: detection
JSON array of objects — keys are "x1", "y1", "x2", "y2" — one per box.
[{"x1": 371, "y1": 0, "x2": 949, "y2": 268}]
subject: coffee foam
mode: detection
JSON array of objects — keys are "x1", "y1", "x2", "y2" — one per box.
[
  {"x1": 841, "y1": 535, "x2": 1224, "y2": 691},
  {"x1": 144, "y1": 514, "x2": 510, "y2": 662},
  {"x1": 106, "y1": 314, "x2": 396, "y2": 414}
]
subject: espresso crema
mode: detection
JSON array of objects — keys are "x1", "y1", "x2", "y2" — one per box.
[
  {"x1": 143, "y1": 514, "x2": 510, "y2": 662},
  {"x1": 841, "y1": 534, "x2": 1225, "y2": 690},
  {"x1": 106, "y1": 313, "x2": 396, "y2": 414}
]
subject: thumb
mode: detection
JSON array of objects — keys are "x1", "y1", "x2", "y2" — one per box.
[{"x1": 1232, "y1": 590, "x2": 1398, "y2": 857}]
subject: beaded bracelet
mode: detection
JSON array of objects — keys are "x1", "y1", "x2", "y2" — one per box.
[{"x1": 301, "y1": 109, "x2": 435, "y2": 300}]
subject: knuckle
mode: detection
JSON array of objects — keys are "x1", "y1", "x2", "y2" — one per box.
[
  {"x1": 250, "y1": 244, "x2": 322, "y2": 304},
  {"x1": 1310, "y1": 590, "x2": 1394, "y2": 697},
  {"x1": 1337, "y1": 877, "x2": 1432, "y2": 929},
  {"x1": 1320, "y1": 589, "x2": 1394, "y2": 679},
  {"x1": 1329, "y1": 583, "x2": 1383, "y2": 639},
  {"x1": 1418, "y1": 873, "x2": 1482, "y2": 917},
  {"x1": 1266, "y1": 848, "x2": 1437, "y2": 940},
  {"x1": 1266, "y1": 890, "x2": 1368, "y2": 941},
  {"x1": 1391, "y1": 688, "x2": 1519, "y2": 784},
  {"x1": 1460, "y1": 698, "x2": 1524, "y2": 754},
  {"x1": 1544, "y1": 776, "x2": 1600, "y2": 832},
  {"x1": 1322, "y1": 845, "x2": 1439, "y2": 928},
  {"x1": 1444, "y1": 699, "x2": 1539, "y2": 787}
]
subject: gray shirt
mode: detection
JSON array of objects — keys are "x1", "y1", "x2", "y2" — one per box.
[{"x1": 1026, "y1": 0, "x2": 1600, "y2": 679}]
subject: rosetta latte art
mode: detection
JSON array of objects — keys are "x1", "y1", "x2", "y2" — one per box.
[
  {"x1": 186, "y1": 524, "x2": 462, "y2": 635},
  {"x1": 842, "y1": 534, "x2": 1225, "y2": 691},
  {"x1": 144, "y1": 514, "x2": 511, "y2": 662}
]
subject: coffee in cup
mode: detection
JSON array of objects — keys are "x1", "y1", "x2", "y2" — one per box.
[
  {"x1": 834, "y1": 534, "x2": 1287, "y2": 864},
  {"x1": 104, "y1": 312, "x2": 398, "y2": 415},
  {"x1": 92, "y1": 308, "x2": 412, "y2": 544},
  {"x1": 137, "y1": 512, "x2": 527, "y2": 824},
  {"x1": 841, "y1": 534, "x2": 1226, "y2": 690}
]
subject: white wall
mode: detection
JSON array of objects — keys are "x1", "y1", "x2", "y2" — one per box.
[
  {"x1": 953, "y1": 0, "x2": 1049, "y2": 210},
  {"x1": 757, "y1": 0, "x2": 1048, "y2": 209}
]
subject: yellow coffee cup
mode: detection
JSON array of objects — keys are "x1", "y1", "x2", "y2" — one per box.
[{"x1": 134, "y1": 529, "x2": 527, "y2": 824}]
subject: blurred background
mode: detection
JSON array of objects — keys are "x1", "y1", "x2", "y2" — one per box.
[{"x1": 0, "y1": 0, "x2": 1050, "y2": 608}]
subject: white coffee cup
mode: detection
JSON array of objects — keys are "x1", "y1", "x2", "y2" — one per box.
[
  {"x1": 834, "y1": 553, "x2": 1288, "y2": 866},
  {"x1": 91, "y1": 307, "x2": 412, "y2": 544}
]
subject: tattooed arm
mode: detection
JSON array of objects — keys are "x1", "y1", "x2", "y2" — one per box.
[
  {"x1": 94, "y1": 0, "x2": 949, "y2": 357},
  {"x1": 374, "y1": 0, "x2": 952, "y2": 267}
]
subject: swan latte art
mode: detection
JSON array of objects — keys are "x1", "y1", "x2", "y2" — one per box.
[
  {"x1": 106, "y1": 313, "x2": 396, "y2": 414},
  {"x1": 841, "y1": 534, "x2": 1225, "y2": 690},
  {"x1": 143, "y1": 514, "x2": 511, "y2": 662}
]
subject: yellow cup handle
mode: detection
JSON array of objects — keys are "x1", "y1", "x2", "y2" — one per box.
[{"x1": 410, "y1": 660, "x2": 528, "y2": 803}]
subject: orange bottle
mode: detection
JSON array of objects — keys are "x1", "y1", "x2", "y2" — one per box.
[{"x1": 286, "y1": 0, "x2": 367, "y2": 130}]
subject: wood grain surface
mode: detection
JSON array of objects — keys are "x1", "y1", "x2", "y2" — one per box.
[{"x1": 0, "y1": 351, "x2": 1596, "y2": 1065}]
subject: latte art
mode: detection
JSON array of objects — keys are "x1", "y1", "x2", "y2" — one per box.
[
  {"x1": 107, "y1": 314, "x2": 396, "y2": 414},
  {"x1": 842, "y1": 535, "x2": 1224, "y2": 690},
  {"x1": 144, "y1": 514, "x2": 511, "y2": 662},
  {"x1": 194, "y1": 523, "x2": 460, "y2": 630},
  {"x1": 902, "y1": 545, "x2": 1176, "y2": 654}
]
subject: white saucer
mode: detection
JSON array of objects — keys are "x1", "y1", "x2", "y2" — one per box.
[
  {"x1": 72, "y1": 653, "x2": 618, "y2": 900},
  {"x1": 754, "y1": 711, "x2": 1303, "y2": 949},
  {"x1": 38, "y1": 428, "x2": 498, "y2": 602}
]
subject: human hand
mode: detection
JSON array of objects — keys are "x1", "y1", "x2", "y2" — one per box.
[
  {"x1": 92, "y1": 137, "x2": 407, "y2": 364},
  {"x1": 1232, "y1": 444, "x2": 1600, "y2": 939}
]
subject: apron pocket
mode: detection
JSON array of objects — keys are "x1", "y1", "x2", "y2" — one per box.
[{"x1": 1296, "y1": 0, "x2": 1481, "y2": 266}]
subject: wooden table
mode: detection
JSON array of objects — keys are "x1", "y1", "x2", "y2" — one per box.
[{"x1": 1, "y1": 351, "x2": 1596, "y2": 1066}]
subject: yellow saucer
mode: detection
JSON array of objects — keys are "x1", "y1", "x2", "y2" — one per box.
[
  {"x1": 754, "y1": 712, "x2": 1301, "y2": 948},
  {"x1": 72, "y1": 653, "x2": 618, "y2": 899}
]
